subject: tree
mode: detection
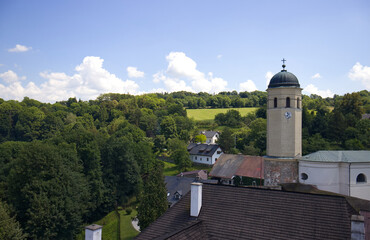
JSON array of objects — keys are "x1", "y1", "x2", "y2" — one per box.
[
  {"x1": 172, "y1": 148, "x2": 192, "y2": 171},
  {"x1": 248, "y1": 118, "x2": 267, "y2": 155},
  {"x1": 326, "y1": 110, "x2": 346, "y2": 143},
  {"x1": 6, "y1": 141, "x2": 89, "y2": 239},
  {"x1": 194, "y1": 134, "x2": 207, "y2": 143},
  {"x1": 101, "y1": 136, "x2": 142, "y2": 206},
  {"x1": 337, "y1": 92, "x2": 364, "y2": 120},
  {"x1": 137, "y1": 161, "x2": 168, "y2": 230},
  {"x1": 217, "y1": 127, "x2": 235, "y2": 153},
  {"x1": 215, "y1": 110, "x2": 242, "y2": 127},
  {"x1": 160, "y1": 116, "x2": 178, "y2": 139},
  {"x1": 0, "y1": 200, "x2": 27, "y2": 240},
  {"x1": 255, "y1": 106, "x2": 266, "y2": 119},
  {"x1": 168, "y1": 138, "x2": 192, "y2": 171}
]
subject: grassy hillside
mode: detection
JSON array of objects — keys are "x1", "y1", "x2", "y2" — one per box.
[
  {"x1": 187, "y1": 107, "x2": 258, "y2": 121},
  {"x1": 77, "y1": 208, "x2": 139, "y2": 240}
]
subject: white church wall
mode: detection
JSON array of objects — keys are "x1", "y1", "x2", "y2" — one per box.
[
  {"x1": 350, "y1": 163, "x2": 370, "y2": 200},
  {"x1": 299, "y1": 161, "x2": 342, "y2": 194},
  {"x1": 338, "y1": 163, "x2": 350, "y2": 195}
]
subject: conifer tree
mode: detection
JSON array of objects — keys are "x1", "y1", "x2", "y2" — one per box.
[{"x1": 137, "y1": 161, "x2": 168, "y2": 230}]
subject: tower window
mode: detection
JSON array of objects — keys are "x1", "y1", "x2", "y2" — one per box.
[
  {"x1": 274, "y1": 97, "x2": 277, "y2": 108},
  {"x1": 356, "y1": 173, "x2": 367, "y2": 183},
  {"x1": 297, "y1": 98, "x2": 300, "y2": 109},
  {"x1": 286, "y1": 97, "x2": 290, "y2": 108}
]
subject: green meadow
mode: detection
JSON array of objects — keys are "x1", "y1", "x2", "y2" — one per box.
[{"x1": 187, "y1": 107, "x2": 258, "y2": 121}]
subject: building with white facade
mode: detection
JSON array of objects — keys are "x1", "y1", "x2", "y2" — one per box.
[
  {"x1": 200, "y1": 131, "x2": 219, "y2": 144},
  {"x1": 187, "y1": 143, "x2": 223, "y2": 165},
  {"x1": 299, "y1": 151, "x2": 370, "y2": 200}
]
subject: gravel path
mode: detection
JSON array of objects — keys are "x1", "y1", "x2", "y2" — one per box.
[{"x1": 132, "y1": 217, "x2": 140, "y2": 232}]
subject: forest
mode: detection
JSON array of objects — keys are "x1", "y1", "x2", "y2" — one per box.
[{"x1": 0, "y1": 90, "x2": 369, "y2": 239}]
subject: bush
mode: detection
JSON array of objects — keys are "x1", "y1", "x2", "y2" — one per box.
[{"x1": 126, "y1": 207, "x2": 132, "y2": 215}]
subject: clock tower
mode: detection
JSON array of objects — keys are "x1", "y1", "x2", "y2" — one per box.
[{"x1": 264, "y1": 60, "x2": 302, "y2": 186}]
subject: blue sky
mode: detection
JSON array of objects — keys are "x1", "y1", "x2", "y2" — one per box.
[{"x1": 1, "y1": 0, "x2": 369, "y2": 102}]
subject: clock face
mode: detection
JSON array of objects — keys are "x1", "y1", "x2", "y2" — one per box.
[{"x1": 284, "y1": 111, "x2": 292, "y2": 119}]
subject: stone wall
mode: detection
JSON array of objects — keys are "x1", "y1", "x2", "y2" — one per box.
[{"x1": 264, "y1": 158, "x2": 298, "y2": 186}]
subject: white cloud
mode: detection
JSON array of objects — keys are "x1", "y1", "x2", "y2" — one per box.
[
  {"x1": 0, "y1": 70, "x2": 26, "y2": 83},
  {"x1": 348, "y1": 62, "x2": 370, "y2": 90},
  {"x1": 153, "y1": 51, "x2": 228, "y2": 93},
  {"x1": 303, "y1": 84, "x2": 334, "y2": 98},
  {"x1": 0, "y1": 56, "x2": 140, "y2": 102},
  {"x1": 217, "y1": 54, "x2": 222, "y2": 59},
  {"x1": 152, "y1": 71, "x2": 193, "y2": 92},
  {"x1": 8, "y1": 44, "x2": 32, "y2": 52},
  {"x1": 312, "y1": 73, "x2": 322, "y2": 79},
  {"x1": 239, "y1": 80, "x2": 258, "y2": 92},
  {"x1": 265, "y1": 71, "x2": 274, "y2": 87},
  {"x1": 127, "y1": 66, "x2": 144, "y2": 78}
]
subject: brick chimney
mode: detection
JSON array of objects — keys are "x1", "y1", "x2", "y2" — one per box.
[
  {"x1": 85, "y1": 224, "x2": 102, "y2": 240},
  {"x1": 190, "y1": 182, "x2": 203, "y2": 217}
]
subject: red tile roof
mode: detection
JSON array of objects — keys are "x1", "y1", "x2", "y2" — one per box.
[{"x1": 209, "y1": 154, "x2": 264, "y2": 179}]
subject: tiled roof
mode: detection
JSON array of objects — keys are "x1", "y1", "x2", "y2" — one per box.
[
  {"x1": 300, "y1": 150, "x2": 370, "y2": 163},
  {"x1": 200, "y1": 131, "x2": 218, "y2": 138},
  {"x1": 187, "y1": 144, "x2": 221, "y2": 157},
  {"x1": 209, "y1": 154, "x2": 264, "y2": 179},
  {"x1": 165, "y1": 176, "x2": 194, "y2": 206},
  {"x1": 136, "y1": 183, "x2": 355, "y2": 240},
  {"x1": 176, "y1": 170, "x2": 208, "y2": 180}
]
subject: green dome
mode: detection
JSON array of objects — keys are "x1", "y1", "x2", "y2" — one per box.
[{"x1": 268, "y1": 70, "x2": 300, "y2": 88}]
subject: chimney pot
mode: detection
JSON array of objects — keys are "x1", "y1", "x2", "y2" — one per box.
[
  {"x1": 85, "y1": 224, "x2": 102, "y2": 240},
  {"x1": 190, "y1": 182, "x2": 203, "y2": 217},
  {"x1": 351, "y1": 215, "x2": 365, "y2": 240}
]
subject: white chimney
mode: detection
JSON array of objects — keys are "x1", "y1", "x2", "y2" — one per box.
[
  {"x1": 85, "y1": 224, "x2": 102, "y2": 240},
  {"x1": 190, "y1": 182, "x2": 203, "y2": 217},
  {"x1": 351, "y1": 215, "x2": 365, "y2": 240}
]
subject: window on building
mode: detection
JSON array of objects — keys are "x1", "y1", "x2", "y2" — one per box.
[
  {"x1": 207, "y1": 158, "x2": 209, "y2": 161},
  {"x1": 274, "y1": 97, "x2": 277, "y2": 108},
  {"x1": 297, "y1": 98, "x2": 300, "y2": 109},
  {"x1": 195, "y1": 156, "x2": 197, "y2": 160},
  {"x1": 200, "y1": 158, "x2": 202, "y2": 161},
  {"x1": 286, "y1": 97, "x2": 290, "y2": 108},
  {"x1": 217, "y1": 151, "x2": 221, "y2": 154},
  {"x1": 356, "y1": 173, "x2": 367, "y2": 183},
  {"x1": 301, "y1": 173, "x2": 308, "y2": 180}
]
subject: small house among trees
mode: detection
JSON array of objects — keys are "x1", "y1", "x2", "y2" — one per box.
[
  {"x1": 199, "y1": 130, "x2": 219, "y2": 144},
  {"x1": 187, "y1": 143, "x2": 223, "y2": 165}
]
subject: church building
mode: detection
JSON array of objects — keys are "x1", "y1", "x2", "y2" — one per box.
[
  {"x1": 264, "y1": 61, "x2": 370, "y2": 202},
  {"x1": 264, "y1": 60, "x2": 302, "y2": 185}
]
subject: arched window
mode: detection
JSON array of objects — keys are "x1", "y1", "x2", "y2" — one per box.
[
  {"x1": 286, "y1": 97, "x2": 290, "y2": 108},
  {"x1": 356, "y1": 173, "x2": 367, "y2": 183},
  {"x1": 274, "y1": 98, "x2": 277, "y2": 108},
  {"x1": 297, "y1": 98, "x2": 300, "y2": 109},
  {"x1": 301, "y1": 173, "x2": 308, "y2": 180}
]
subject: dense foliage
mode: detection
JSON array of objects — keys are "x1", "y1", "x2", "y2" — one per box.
[
  {"x1": 214, "y1": 91, "x2": 370, "y2": 155},
  {"x1": 0, "y1": 90, "x2": 368, "y2": 238},
  {"x1": 0, "y1": 93, "x2": 195, "y2": 239}
]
